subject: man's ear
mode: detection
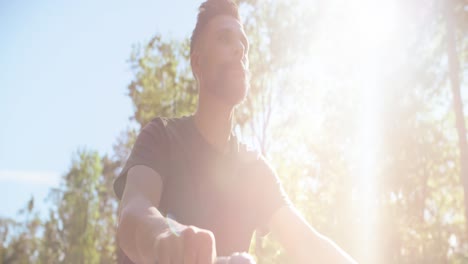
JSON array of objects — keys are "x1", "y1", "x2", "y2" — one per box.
[{"x1": 190, "y1": 51, "x2": 200, "y2": 80}]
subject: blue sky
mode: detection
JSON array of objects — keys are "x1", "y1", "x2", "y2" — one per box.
[{"x1": 0, "y1": 0, "x2": 202, "y2": 219}]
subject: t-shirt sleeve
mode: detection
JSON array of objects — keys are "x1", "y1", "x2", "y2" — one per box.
[
  {"x1": 113, "y1": 118, "x2": 170, "y2": 200},
  {"x1": 251, "y1": 156, "x2": 292, "y2": 235}
]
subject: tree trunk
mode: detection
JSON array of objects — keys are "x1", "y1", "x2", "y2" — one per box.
[{"x1": 445, "y1": 0, "x2": 468, "y2": 233}]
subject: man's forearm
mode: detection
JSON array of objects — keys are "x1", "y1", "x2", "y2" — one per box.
[
  {"x1": 270, "y1": 206, "x2": 357, "y2": 264},
  {"x1": 118, "y1": 196, "x2": 170, "y2": 263}
]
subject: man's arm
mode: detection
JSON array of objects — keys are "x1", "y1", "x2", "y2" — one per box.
[
  {"x1": 118, "y1": 165, "x2": 167, "y2": 263},
  {"x1": 117, "y1": 165, "x2": 216, "y2": 264},
  {"x1": 268, "y1": 206, "x2": 357, "y2": 264}
]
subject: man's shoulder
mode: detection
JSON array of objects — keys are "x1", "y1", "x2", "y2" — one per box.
[{"x1": 236, "y1": 141, "x2": 266, "y2": 165}]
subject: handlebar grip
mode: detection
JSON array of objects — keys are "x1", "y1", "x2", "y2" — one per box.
[
  {"x1": 214, "y1": 256, "x2": 230, "y2": 264},
  {"x1": 214, "y1": 252, "x2": 256, "y2": 264}
]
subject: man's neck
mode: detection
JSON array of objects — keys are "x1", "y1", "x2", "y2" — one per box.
[{"x1": 193, "y1": 94, "x2": 235, "y2": 154}]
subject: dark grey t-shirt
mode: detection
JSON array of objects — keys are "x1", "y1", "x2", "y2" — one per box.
[{"x1": 114, "y1": 115, "x2": 290, "y2": 258}]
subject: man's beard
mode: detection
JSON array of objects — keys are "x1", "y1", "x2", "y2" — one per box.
[{"x1": 208, "y1": 63, "x2": 251, "y2": 106}]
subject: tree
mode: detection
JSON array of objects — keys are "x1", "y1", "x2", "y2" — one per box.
[
  {"x1": 41, "y1": 149, "x2": 118, "y2": 264},
  {"x1": 444, "y1": 0, "x2": 468, "y2": 233},
  {"x1": 0, "y1": 197, "x2": 41, "y2": 264},
  {"x1": 127, "y1": 35, "x2": 197, "y2": 128}
]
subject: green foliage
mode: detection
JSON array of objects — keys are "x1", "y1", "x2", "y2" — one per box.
[
  {"x1": 1, "y1": 149, "x2": 121, "y2": 264},
  {"x1": 0, "y1": 197, "x2": 41, "y2": 264},
  {"x1": 128, "y1": 35, "x2": 198, "y2": 127}
]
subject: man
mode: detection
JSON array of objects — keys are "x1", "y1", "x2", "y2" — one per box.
[{"x1": 114, "y1": 0, "x2": 358, "y2": 263}]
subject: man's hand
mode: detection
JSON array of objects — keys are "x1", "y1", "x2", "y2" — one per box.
[{"x1": 154, "y1": 225, "x2": 216, "y2": 264}]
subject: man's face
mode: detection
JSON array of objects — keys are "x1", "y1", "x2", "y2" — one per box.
[{"x1": 194, "y1": 15, "x2": 250, "y2": 106}]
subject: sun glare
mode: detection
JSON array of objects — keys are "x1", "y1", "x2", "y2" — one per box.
[{"x1": 291, "y1": 0, "x2": 401, "y2": 262}]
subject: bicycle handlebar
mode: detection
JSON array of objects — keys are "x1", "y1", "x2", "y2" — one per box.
[{"x1": 214, "y1": 252, "x2": 256, "y2": 264}]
